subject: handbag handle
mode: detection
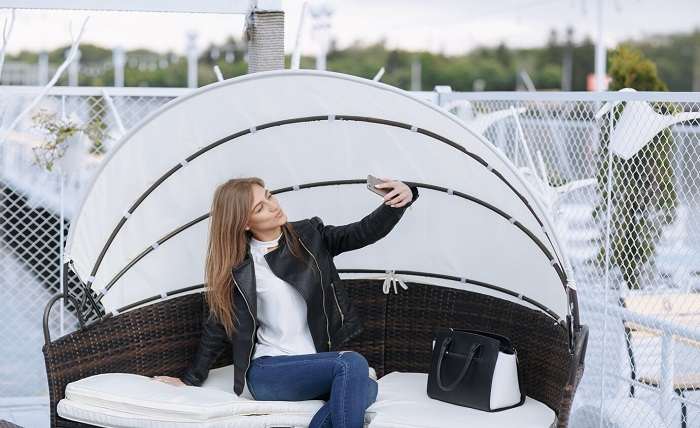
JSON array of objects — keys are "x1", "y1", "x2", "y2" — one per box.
[{"x1": 436, "y1": 337, "x2": 481, "y2": 392}]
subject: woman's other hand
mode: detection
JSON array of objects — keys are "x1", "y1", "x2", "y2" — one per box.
[
  {"x1": 374, "y1": 178, "x2": 413, "y2": 208},
  {"x1": 152, "y1": 375, "x2": 186, "y2": 386}
]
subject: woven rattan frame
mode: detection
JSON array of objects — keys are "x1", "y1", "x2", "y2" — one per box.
[{"x1": 43, "y1": 279, "x2": 587, "y2": 427}]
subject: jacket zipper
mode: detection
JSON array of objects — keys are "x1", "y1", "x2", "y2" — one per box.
[
  {"x1": 231, "y1": 272, "x2": 256, "y2": 389},
  {"x1": 298, "y1": 237, "x2": 332, "y2": 349},
  {"x1": 330, "y1": 281, "x2": 344, "y2": 325}
]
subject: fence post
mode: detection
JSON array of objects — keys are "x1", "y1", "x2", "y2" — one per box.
[
  {"x1": 67, "y1": 49, "x2": 81, "y2": 86},
  {"x1": 186, "y1": 32, "x2": 198, "y2": 88},
  {"x1": 659, "y1": 333, "x2": 675, "y2": 422},
  {"x1": 113, "y1": 47, "x2": 125, "y2": 87},
  {"x1": 59, "y1": 172, "x2": 65, "y2": 337},
  {"x1": 37, "y1": 51, "x2": 49, "y2": 85},
  {"x1": 599, "y1": 102, "x2": 617, "y2": 424}
]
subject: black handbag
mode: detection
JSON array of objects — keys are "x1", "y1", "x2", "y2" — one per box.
[{"x1": 427, "y1": 327, "x2": 525, "y2": 411}]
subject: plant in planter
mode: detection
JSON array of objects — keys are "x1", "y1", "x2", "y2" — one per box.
[{"x1": 31, "y1": 108, "x2": 110, "y2": 172}]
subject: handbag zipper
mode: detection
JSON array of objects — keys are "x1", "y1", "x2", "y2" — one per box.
[
  {"x1": 330, "y1": 281, "x2": 344, "y2": 325},
  {"x1": 298, "y1": 237, "x2": 332, "y2": 349},
  {"x1": 230, "y1": 272, "x2": 256, "y2": 388}
]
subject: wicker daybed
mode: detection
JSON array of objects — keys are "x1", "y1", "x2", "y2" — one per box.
[
  {"x1": 42, "y1": 70, "x2": 588, "y2": 427},
  {"x1": 44, "y1": 279, "x2": 587, "y2": 427}
]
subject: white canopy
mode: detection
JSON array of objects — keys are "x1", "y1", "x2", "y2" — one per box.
[{"x1": 65, "y1": 70, "x2": 573, "y2": 322}]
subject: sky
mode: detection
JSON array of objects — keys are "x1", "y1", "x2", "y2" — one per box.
[{"x1": 1, "y1": 0, "x2": 699, "y2": 56}]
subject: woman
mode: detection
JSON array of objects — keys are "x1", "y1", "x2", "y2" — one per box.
[{"x1": 154, "y1": 176, "x2": 419, "y2": 428}]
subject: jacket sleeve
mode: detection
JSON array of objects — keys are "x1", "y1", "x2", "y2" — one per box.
[
  {"x1": 310, "y1": 184, "x2": 419, "y2": 257},
  {"x1": 180, "y1": 310, "x2": 229, "y2": 386}
]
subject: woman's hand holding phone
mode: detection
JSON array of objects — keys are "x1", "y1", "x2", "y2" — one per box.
[{"x1": 368, "y1": 175, "x2": 413, "y2": 208}]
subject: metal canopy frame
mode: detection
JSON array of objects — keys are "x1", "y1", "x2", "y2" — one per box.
[
  {"x1": 61, "y1": 70, "x2": 582, "y2": 354},
  {"x1": 79, "y1": 115, "x2": 567, "y2": 293},
  {"x1": 67, "y1": 115, "x2": 577, "y2": 333}
]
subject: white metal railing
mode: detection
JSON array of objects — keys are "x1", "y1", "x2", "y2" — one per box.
[
  {"x1": 441, "y1": 90, "x2": 700, "y2": 102},
  {"x1": 0, "y1": 85, "x2": 192, "y2": 96},
  {"x1": 589, "y1": 302, "x2": 700, "y2": 419}
]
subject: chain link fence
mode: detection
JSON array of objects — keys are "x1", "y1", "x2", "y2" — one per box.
[
  {"x1": 1, "y1": 86, "x2": 699, "y2": 427},
  {"x1": 0, "y1": 87, "x2": 186, "y2": 427},
  {"x1": 439, "y1": 90, "x2": 700, "y2": 428}
]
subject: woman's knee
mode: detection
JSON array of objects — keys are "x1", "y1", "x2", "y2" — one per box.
[{"x1": 337, "y1": 351, "x2": 368, "y2": 372}]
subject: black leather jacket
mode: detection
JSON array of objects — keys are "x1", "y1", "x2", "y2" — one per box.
[{"x1": 181, "y1": 185, "x2": 419, "y2": 395}]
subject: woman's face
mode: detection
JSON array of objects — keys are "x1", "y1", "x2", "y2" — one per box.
[{"x1": 246, "y1": 184, "x2": 287, "y2": 233}]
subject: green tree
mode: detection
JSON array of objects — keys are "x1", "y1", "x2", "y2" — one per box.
[
  {"x1": 592, "y1": 45, "x2": 678, "y2": 290},
  {"x1": 630, "y1": 30, "x2": 700, "y2": 90},
  {"x1": 11, "y1": 28, "x2": 700, "y2": 90}
]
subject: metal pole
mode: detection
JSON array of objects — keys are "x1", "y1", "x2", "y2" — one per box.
[
  {"x1": 659, "y1": 333, "x2": 675, "y2": 421},
  {"x1": 113, "y1": 46, "x2": 125, "y2": 87},
  {"x1": 599, "y1": 103, "x2": 616, "y2": 425},
  {"x1": 594, "y1": 0, "x2": 606, "y2": 92},
  {"x1": 59, "y1": 171, "x2": 65, "y2": 336},
  {"x1": 694, "y1": 44, "x2": 700, "y2": 92},
  {"x1": 67, "y1": 48, "x2": 81, "y2": 86},
  {"x1": 291, "y1": 1, "x2": 307, "y2": 70},
  {"x1": 100, "y1": 88, "x2": 126, "y2": 136},
  {"x1": 37, "y1": 51, "x2": 49, "y2": 85},
  {"x1": 561, "y1": 26, "x2": 573, "y2": 91},
  {"x1": 186, "y1": 32, "x2": 198, "y2": 88},
  {"x1": 410, "y1": 58, "x2": 422, "y2": 91},
  {"x1": 309, "y1": 1, "x2": 333, "y2": 71},
  {"x1": 315, "y1": 42, "x2": 326, "y2": 71}
]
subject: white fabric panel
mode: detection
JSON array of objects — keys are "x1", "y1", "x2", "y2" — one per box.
[
  {"x1": 102, "y1": 220, "x2": 209, "y2": 311},
  {"x1": 65, "y1": 70, "x2": 568, "y2": 317},
  {"x1": 289, "y1": 187, "x2": 566, "y2": 316},
  {"x1": 367, "y1": 372, "x2": 555, "y2": 428},
  {"x1": 103, "y1": 187, "x2": 566, "y2": 317},
  {"x1": 490, "y1": 352, "x2": 522, "y2": 410}
]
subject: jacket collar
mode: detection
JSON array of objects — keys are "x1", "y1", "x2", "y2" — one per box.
[
  {"x1": 231, "y1": 219, "x2": 310, "y2": 274},
  {"x1": 231, "y1": 231, "x2": 287, "y2": 274}
]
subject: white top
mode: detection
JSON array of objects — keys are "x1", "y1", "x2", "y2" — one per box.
[{"x1": 250, "y1": 231, "x2": 317, "y2": 360}]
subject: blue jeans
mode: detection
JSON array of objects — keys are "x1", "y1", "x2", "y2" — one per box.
[{"x1": 246, "y1": 351, "x2": 378, "y2": 428}]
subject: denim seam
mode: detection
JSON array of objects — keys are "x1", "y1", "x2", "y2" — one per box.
[
  {"x1": 246, "y1": 372, "x2": 257, "y2": 400},
  {"x1": 254, "y1": 354, "x2": 342, "y2": 369},
  {"x1": 338, "y1": 354, "x2": 349, "y2": 427},
  {"x1": 319, "y1": 406, "x2": 332, "y2": 428}
]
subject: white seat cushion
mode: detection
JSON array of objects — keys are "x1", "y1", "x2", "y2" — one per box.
[
  {"x1": 57, "y1": 365, "x2": 325, "y2": 426},
  {"x1": 365, "y1": 372, "x2": 556, "y2": 428},
  {"x1": 57, "y1": 399, "x2": 318, "y2": 428}
]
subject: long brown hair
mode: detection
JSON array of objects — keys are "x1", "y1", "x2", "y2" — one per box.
[{"x1": 205, "y1": 177, "x2": 306, "y2": 336}]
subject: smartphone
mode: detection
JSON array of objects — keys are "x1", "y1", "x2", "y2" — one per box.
[{"x1": 367, "y1": 174, "x2": 390, "y2": 197}]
